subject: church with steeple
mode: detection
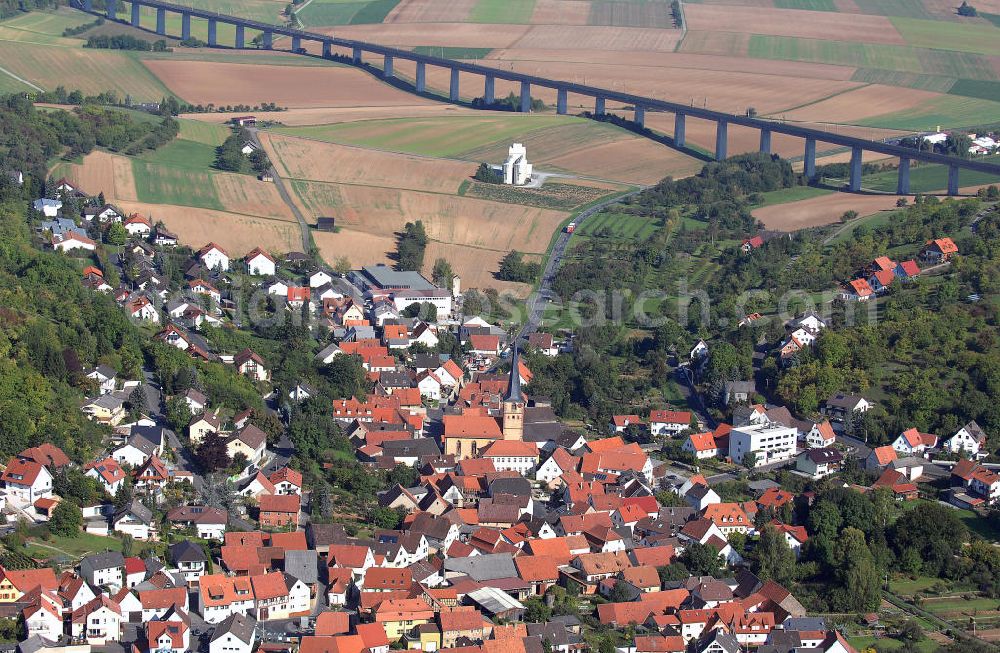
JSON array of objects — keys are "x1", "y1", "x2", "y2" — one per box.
[
  {"x1": 501, "y1": 344, "x2": 526, "y2": 441},
  {"x1": 441, "y1": 343, "x2": 530, "y2": 460}
]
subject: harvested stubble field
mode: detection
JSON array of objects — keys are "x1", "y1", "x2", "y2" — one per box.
[
  {"x1": 183, "y1": 105, "x2": 483, "y2": 127},
  {"x1": 289, "y1": 179, "x2": 568, "y2": 254},
  {"x1": 144, "y1": 60, "x2": 433, "y2": 108},
  {"x1": 116, "y1": 200, "x2": 302, "y2": 254},
  {"x1": 776, "y1": 85, "x2": 942, "y2": 123},
  {"x1": 684, "y1": 4, "x2": 907, "y2": 44},
  {"x1": 752, "y1": 192, "x2": 907, "y2": 230},
  {"x1": 261, "y1": 133, "x2": 471, "y2": 193},
  {"x1": 49, "y1": 151, "x2": 138, "y2": 202}
]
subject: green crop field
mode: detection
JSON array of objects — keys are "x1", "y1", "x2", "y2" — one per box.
[
  {"x1": 849, "y1": 68, "x2": 956, "y2": 93},
  {"x1": 469, "y1": 0, "x2": 537, "y2": 24},
  {"x1": 0, "y1": 71, "x2": 34, "y2": 92},
  {"x1": 747, "y1": 35, "x2": 998, "y2": 81},
  {"x1": 272, "y1": 114, "x2": 598, "y2": 158},
  {"x1": 826, "y1": 210, "x2": 898, "y2": 244},
  {"x1": 858, "y1": 94, "x2": 1000, "y2": 130},
  {"x1": 411, "y1": 46, "x2": 493, "y2": 59},
  {"x1": 0, "y1": 40, "x2": 174, "y2": 99},
  {"x1": 851, "y1": 0, "x2": 935, "y2": 18},
  {"x1": 133, "y1": 159, "x2": 224, "y2": 209},
  {"x1": 296, "y1": 0, "x2": 400, "y2": 25},
  {"x1": 153, "y1": 0, "x2": 285, "y2": 24},
  {"x1": 773, "y1": 0, "x2": 837, "y2": 10},
  {"x1": 860, "y1": 156, "x2": 1000, "y2": 194},
  {"x1": 0, "y1": 9, "x2": 96, "y2": 41},
  {"x1": 948, "y1": 78, "x2": 1000, "y2": 102},
  {"x1": 891, "y1": 17, "x2": 1000, "y2": 56}
]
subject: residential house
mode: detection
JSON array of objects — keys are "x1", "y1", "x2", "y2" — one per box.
[
  {"x1": 71, "y1": 596, "x2": 123, "y2": 644},
  {"x1": 33, "y1": 198, "x2": 62, "y2": 217},
  {"x1": 943, "y1": 421, "x2": 988, "y2": 458},
  {"x1": 683, "y1": 432, "x2": 718, "y2": 460},
  {"x1": 269, "y1": 467, "x2": 303, "y2": 495},
  {"x1": 198, "y1": 243, "x2": 230, "y2": 271},
  {"x1": 259, "y1": 494, "x2": 300, "y2": 528},
  {"x1": 864, "y1": 445, "x2": 897, "y2": 471},
  {"x1": 145, "y1": 606, "x2": 191, "y2": 653},
  {"x1": 892, "y1": 427, "x2": 937, "y2": 456},
  {"x1": 841, "y1": 278, "x2": 873, "y2": 301},
  {"x1": 234, "y1": 348, "x2": 270, "y2": 382},
  {"x1": 821, "y1": 393, "x2": 872, "y2": 423},
  {"x1": 209, "y1": 612, "x2": 257, "y2": 653},
  {"x1": 528, "y1": 332, "x2": 559, "y2": 357},
  {"x1": 921, "y1": 237, "x2": 958, "y2": 263},
  {"x1": 481, "y1": 440, "x2": 539, "y2": 475},
  {"x1": 22, "y1": 588, "x2": 63, "y2": 641},
  {"x1": 86, "y1": 365, "x2": 118, "y2": 395},
  {"x1": 611, "y1": 415, "x2": 644, "y2": 434},
  {"x1": 124, "y1": 213, "x2": 152, "y2": 236},
  {"x1": 127, "y1": 295, "x2": 160, "y2": 323},
  {"x1": 227, "y1": 425, "x2": 267, "y2": 465},
  {"x1": 729, "y1": 423, "x2": 797, "y2": 467},
  {"x1": 805, "y1": 421, "x2": 836, "y2": 448},
  {"x1": 166, "y1": 505, "x2": 228, "y2": 540},
  {"x1": 114, "y1": 499, "x2": 155, "y2": 540},
  {"x1": 53, "y1": 230, "x2": 97, "y2": 253},
  {"x1": 189, "y1": 412, "x2": 222, "y2": 445},
  {"x1": 85, "y1": 457, "x2": 127, "y2": 495},
  {"x1": 795, "y1": 448, "x2": 843, "y2": 479},
  {"x1": 1, "y1": 459, "x2": 53, "y2": 506},
  {"x1": 81, "y1": 551, "x2": 125, "y2": 589},
  {"x1": 198, "y1": 574, "x2": 256, "y2": 624},
  {"x1": 649, "y1": 410, "x2": 692, "y2": 438},
  {"x1": 169, "y1": 541, "x2": 208, "y2": 584},
  {"x1": 245, "y1": 248, "x2": 276, "y2": 276}
]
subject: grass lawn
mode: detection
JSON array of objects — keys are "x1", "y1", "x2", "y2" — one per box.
[
  {"x1": 469, "y1": 0, "x2": 537, "y2": 23},
  {"x1": 890, "y1": 575, "x2": 944, "y2": 596},
  {"x1": 921, "y1": 596, "x2": 1000, "y2": 614},
  {"x1": 753, "y1": 185, "x2": 833, "y2": 207},
  {"x1": 890, "y1": 16, "x2": 1000, "y2": 57},
  {"x1": 575, "y1": 211, "x2": 659, "y2": 239},
  {"x1": 860, "y1": 155, "x2": 1000, "y2": 194},
  {"x1": 848, "y1": 636, "x2": 937, "y2": 653},
  {"x1": 24, "y1": 532, "x2": 123, "y2": 560}
]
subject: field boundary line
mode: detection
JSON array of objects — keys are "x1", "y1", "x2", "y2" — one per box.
[
  {"x1": 763, "y1": 83, "x2": 871, "y2": 117},
  {"x1": 0, "y1": 64, "x2": 43, "y2": 91}
]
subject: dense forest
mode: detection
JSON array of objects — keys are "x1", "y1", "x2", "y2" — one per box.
[{"x1": 0, "y1": 93, "x2": 178, "y2": 191}]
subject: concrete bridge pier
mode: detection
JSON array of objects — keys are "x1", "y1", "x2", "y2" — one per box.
[
  {"x1": 556, "y1": 88, "x2": 567, "y2": 115},
  {"x1": 450, "y1": 68, "x2": 460, "y2": 102},
  {"x1": 948, "y1": 164, "x2": 960, "y2": 196},
  {"x1": 180, "y1": 12, "x2": 190, "y2": 39},
  {"x1": 130, "y1": 2, "x2": 140, "y2": 26},
  {"x1": 595, "y1": 96, "x2": 605, "y2": 116},
  {"x1": 383, "y1": 54, "x2": 393, "y2": 78},
  {"x1": 674, "y1": 113, "x2": 685, "y2": 148},
  {"x1": 207, "y1": 17, "x2": 216, "y2": 46},
  {"x1": 520, "y1": 81, "x2": 531, "y2": 113},
  {"x1": 262, "y1": 29, "x2": 273, "y2": 49},
  {"x1": 155, "y1": 7, "x2": 165, "y2": 34},
  {"x1": 352, "y1": 46, "x2": 362, "y2": 64},
  {"x1": 634, "y1": 105, "x2": 644, "y2": 128},
  {"x1": 897, "y1": 157, "x2": 910, "y2": 195},
  {"x1": 291, "y1": 35, "x2": 301, "y2": 51},
  {"x1": 849, "y1": 146, "x2": 863, "y2": 192},
  {"x1": 322, "y1": 41, "x2": 332, "y2": 58},
  {"x1": 105, "y1": 0, "x2": 116, "y2": 20},
  {"x1": 83, "y1": 0, "x2": 92, "y2": 13},
  {"x1": 715, "y1": 120, "x2": 728, "y2": 160},
  {"x1": 415, "y1": 61, "x2": 426, "y2": 93},
  {"x1": 484, "y1": 75, "x2": 494, "y2": 104},
  {"x1": 804, "y1": 137, "x2": 816, "y2": 180},
  {"x1": 759, "y1": 129, "x2": 771, "y2": 154},
  {"x1": 235, "y1": 24, "x2": 245, "y2": 48}
]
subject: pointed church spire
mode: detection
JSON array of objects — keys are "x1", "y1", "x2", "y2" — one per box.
[{"x1": 506, "y1": 341, "x2": 524, "y2": 403}]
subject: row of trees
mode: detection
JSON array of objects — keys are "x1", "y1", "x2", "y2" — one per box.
[{"x1": 85, "y1": 34, "x2": 169, "y2": 51}]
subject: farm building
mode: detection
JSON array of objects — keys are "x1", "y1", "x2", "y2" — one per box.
[{"x1": 316, "y1": 217, "x2": 336, "y2": 231}]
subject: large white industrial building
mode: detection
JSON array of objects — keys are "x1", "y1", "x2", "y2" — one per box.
[{"x1": 503, "y1": 143, "x2": 533, "y2": 185}]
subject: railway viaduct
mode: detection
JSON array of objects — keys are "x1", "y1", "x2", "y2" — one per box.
[{"x1": 75, "y1": 0, "x2": 1000, "y2": 194}]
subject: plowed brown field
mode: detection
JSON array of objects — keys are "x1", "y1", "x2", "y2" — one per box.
[{"x1": 684, "y1": 5, "x2": 906, "y2": 45}]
